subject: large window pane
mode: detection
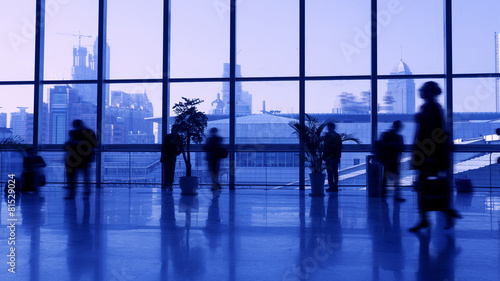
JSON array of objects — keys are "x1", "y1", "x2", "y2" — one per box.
[
  {"x1": 42, "y1": 84, "x2": 97, "y2": 144},
  {"x1": 104, "y1": 83, "x2": 161, "y2": 144},
  {"x1": 235, "y1": 152, "x2": 299, "y2": 187},
  {"x1": 170, "y1": 82, "x2": 229, "y2": 143},
  {"x1": 306, "y1": 0, "x2": 370, "y2": 76},
  {"x1": 236, "y1": 82, "x2": 298, "y2": 144},
  {"x1": 101, "y1": 152, "x2": 161, "y2": 186},
  {"x1": 307, "y1": 80, "x2": 371, "y2": 144},
  {"x1": 107, "y1": 0, "x2": 163, "y2": 79},
  {"x1": 170, "y1": 0, "x2": 229, "y2": 78},
  {"x1": 237, "y1": 0, "x2": 299, "y2": 77},
  {"x1": 44, "y1": 0, "x2": 98, "y2": 80},
  {"x1": 453, "y1": 0, "x2": 500, "y2": 73},
  {"x1": 377, "y1": 79, "x2": 445, "y2": 145},
  {"x1": 1, "y1": 85, "x2": 35, "y2": 144},
  {"x1": 453, "y1": 78, "x2": 499, "y2": 144},
  {"x1": 0, "y1": 1, "x2": 35, "y2": 81},
  {"x1": 377, "y1": 0, "x2": 443, "y2": 75}
]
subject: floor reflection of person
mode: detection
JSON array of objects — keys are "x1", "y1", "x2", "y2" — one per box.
[
  {"x1": 21, "y1": 192, "x2": 45, "y2": 280},
  {"x1": 65, "y1": 198, "x2": 94, "y2": 280},
  {"x1": 160, "y1": 189, "x2": 176, "y2": 278},
  {"x1": 325, "y1": 194, "x2": 343, "y2": 256},
  {"x1": 172, "y1": 195, "x2": 205, "y2": 279},
  {"x1": 416, "y1": 233, "x2": 459, "y2": 281},
  {"x1": 204, "y1": 190, "x2": 222, "y2": 252},
  {"x1": 285, "y1": 197, "x2": 343, "y2": 280},
  {"x1": 368, "y1": 197, "x2": 404, "y2": 280}
]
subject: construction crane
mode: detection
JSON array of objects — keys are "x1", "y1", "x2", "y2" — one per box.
[{"x1": 57, "y1": 31, "x2": 93, "y2": 47}]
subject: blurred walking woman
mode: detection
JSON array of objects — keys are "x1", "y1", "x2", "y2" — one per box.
[{"x1": 409, "y1": 81, "x2": 460, "y2": 232}]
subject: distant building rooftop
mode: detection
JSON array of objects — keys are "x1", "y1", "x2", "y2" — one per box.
[{"x1": 209, "y1": 114, "x2": 298, "y2": 124}]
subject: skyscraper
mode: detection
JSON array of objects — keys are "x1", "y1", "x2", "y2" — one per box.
[
  {"x1": 0, "y1": 112, "x2": 7, "y2": 128},
  {"x1": 221, "y1": 63, "x2": 252, "y2": 115},
  {"x1": 71, "y1": 37, "x2": 111, "y2": 106},
  {"x1": 384, "y1": 59, "x2": 415, "y2": 114},
  {"x1": 49, "y1": 85, "x2": 70, "y2": 144},
  {"x1": 10, "y1": 107, "x2": 33, "y2": 143},
  {"x1": 107, "y1": 90, "x2": 155, "y2": 144}
]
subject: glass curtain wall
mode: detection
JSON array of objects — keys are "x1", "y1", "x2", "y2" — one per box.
[{"x1": 2, "y1": 0, "x2": 500, "y2": 188}]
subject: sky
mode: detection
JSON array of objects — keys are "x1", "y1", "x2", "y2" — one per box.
[{"x1": 1, "y1": 0, "x2": 500, "y2": 122}]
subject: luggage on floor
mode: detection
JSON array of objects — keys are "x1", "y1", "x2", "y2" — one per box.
[
  {"x1": 455, "y1": 178, "x2": 473, "y2": 193},
  {"x1": 416, "y1": 177, "x2": 451, "y2": 211},
  {"x1": 366, "y1": 155, "x2": 384, "y2": 197}
]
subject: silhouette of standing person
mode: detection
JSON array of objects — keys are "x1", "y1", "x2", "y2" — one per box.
[
  {"x1": 324, "y1": 122, "x2": 342, "y2": 192},
  {"x1": 161, "y1": 132, "x2": 182, "y2": 190},
  {"x1": 409, "y1": 81, "x2": 460, "y2": 232},
  {"x1": 64, "y1": 119, "x2": 97, "y2": 200},
  {"x1": 378, "y1": 120, "x2": 405, "y2": 202},
  {"x1": 204, "y1": 128, "x2": 225, "y2": 190}
]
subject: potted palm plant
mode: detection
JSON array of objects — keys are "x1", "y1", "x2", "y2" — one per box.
[
  {"x1": 290, "y1": 114, "x2": 360, "y2": 196},
  {"x1": 0, "y1": 135, "x2": 28, "y2": 152},
  {"x1": 172, "y1": 97, "x2": 208, "y2": 195}
]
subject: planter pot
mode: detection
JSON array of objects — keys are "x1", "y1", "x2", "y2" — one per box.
[
  {"x1": 309, "y1": 173, "x2": 326, "y2": 196},
  {"x1": 179, "y1": 176, "x2": 199, "y2": 195}
]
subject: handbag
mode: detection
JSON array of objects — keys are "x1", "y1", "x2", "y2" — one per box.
[
  {"x1": 416, "y1": 177, "x2": 451, "y2": 211},
  {"x1": 455, "y1": 177, "x2": 473, "y2": 193}
]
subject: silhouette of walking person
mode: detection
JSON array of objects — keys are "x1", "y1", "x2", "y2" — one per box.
[
  {"x1": 409, "y1": 81, "x2": 461, "y2": 232},
  {"x1": 377, "y1": 120, "x2": 405, "y2": 202},
  {"x1": 64, "y1": 119, "x2": 97, "y2": 200},
  {"x1": 161, "y1": 132, "x2": 182, "y2": 190},
  {"x1": 324, "y1": 122, "x2": 342, "y2": 192},
  {"x1": 204, "y1": 128, "x2": 226, "y2": 190}
]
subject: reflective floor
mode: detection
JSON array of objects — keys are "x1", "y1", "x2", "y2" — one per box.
[{"x1": 1, "y1": 185, "x2": 500, "y2": 281}]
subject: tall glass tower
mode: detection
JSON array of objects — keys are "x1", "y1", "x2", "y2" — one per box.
[{"x1": 385, "y1": 60, "x2": 416, "y2": 114}]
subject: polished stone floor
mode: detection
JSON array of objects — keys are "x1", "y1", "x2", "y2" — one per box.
[{"x1": 1, "y1": 185, "x2": 500, "y2": 281}]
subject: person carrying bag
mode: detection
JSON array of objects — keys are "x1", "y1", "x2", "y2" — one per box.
[{"x1": 409, "y1": 82, "x2": 461, "y2": 232}]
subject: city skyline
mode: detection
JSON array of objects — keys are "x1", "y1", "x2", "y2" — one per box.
[
  {"x1": 1, "y1": 0, "x2": 500, "y2": 140},
  {"x1": 1, "y1": 0, "x2": 500, "y2": 189}
]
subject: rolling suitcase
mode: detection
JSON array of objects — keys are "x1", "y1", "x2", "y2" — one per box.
[{"x1": 416, "y1": 177, "x2": 451, "y2": 211}]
